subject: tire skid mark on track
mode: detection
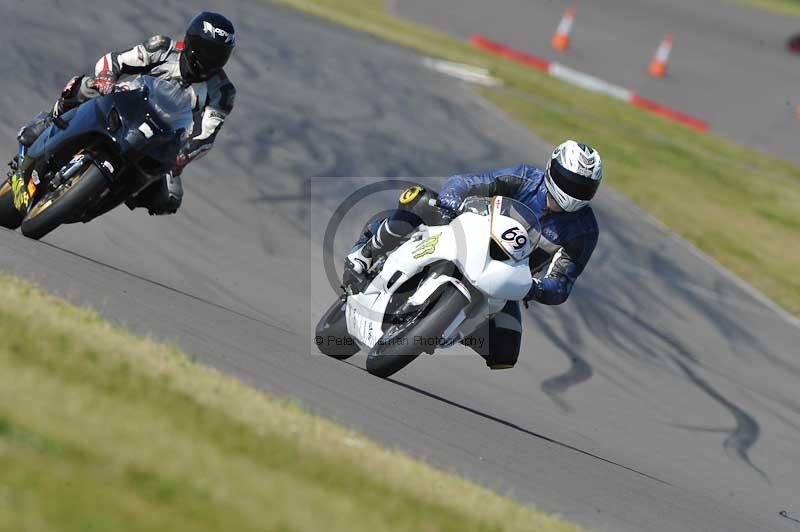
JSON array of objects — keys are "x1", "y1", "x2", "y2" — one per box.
[
  {"x1": 586, "y1": 290, "x2": 768, "y2": 482},
  {"x1": 533, "y1": 314, "x2": 594, "y2": 412},
  {"x1": 739, "y1": 390, "x2": 800, "y2": 441},
  {"x1": 669, "y1": 358, "x2": 768, "y2": 483}
]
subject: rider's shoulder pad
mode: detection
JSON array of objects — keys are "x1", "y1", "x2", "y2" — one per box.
[{"x1": 143, "y1": 35, "x2": 172, "y2": 53}]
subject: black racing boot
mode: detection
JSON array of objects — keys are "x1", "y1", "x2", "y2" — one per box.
[
  {"x1": 17, "y1": 84, "x2": 79, "y2": 149},
  {"x1": 342, "y1": 218, "x2": 407, "y2": 292},
  {"x1": 18, "y1": 75, "x2": 87, "y2": 148},
  {"x1": 17, "y1": 111, "x2": 53, "y2": 148},
  {"x1": 342, "y1": 239, "x2": 376, "y2": 293},
  {"x1": 7, "y1": 155, "x2": 19, "y2": 178}
]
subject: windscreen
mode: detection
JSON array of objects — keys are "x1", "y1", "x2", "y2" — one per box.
[
  {"x1": 459, "y1": 196, "x2": 492, "y2": 216},
  {"x1": 489, "y1": 196, "x2": 542, "y2": 261},
  {"x1": 458, "y1": 196, "x2": 542, "y2": 261},
  {"x1": 127, "y1": 76, "x2": 194, "y2": 137}
]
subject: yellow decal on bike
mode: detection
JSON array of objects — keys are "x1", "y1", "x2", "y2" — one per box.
[
  {"x1": 399, "y1": 185, "x2": 423, "y2": 205},
  {"x1": 413, "y1": 233, "x2": 441, "y2": 259},
  {"x1": 11, "y1": 173, "x2": 29, "y2": 211},
  {"x1": 27, "y1": 180, "x2": 36, "y2": 198}
]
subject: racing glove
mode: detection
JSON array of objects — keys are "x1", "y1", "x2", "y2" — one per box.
[
  {"x1": 173, "y1": 152, "x2": 189, "y2": 176},
  {"x1": 437, "y1": 189, "x2": 463, "y2": 212},
  {"x1": 523, "y1": 278, "x2": 544, "y2": 308}
]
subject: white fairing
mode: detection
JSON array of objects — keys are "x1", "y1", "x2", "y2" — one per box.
[{"x1": 346, "y1": 201, "x2": 535, "y2": 351}]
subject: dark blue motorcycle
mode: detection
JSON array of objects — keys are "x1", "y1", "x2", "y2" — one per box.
[{"x1": 0, "y1": 76, "x2": 193, "y2": 239}]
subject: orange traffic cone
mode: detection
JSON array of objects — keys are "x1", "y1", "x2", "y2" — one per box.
[
  {"x1": 648, "y1": 34, "x2": 673, "y2": 78},
  {"x1": 550, "y1": 8, "x2": 575, "y2": 52}
]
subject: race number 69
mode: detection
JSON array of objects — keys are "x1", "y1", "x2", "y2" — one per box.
[{"x1": 501, "y1": 227, "x2": 527, "y2": 251}]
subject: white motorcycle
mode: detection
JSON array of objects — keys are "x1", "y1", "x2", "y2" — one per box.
[{"x1": 315, "y1": 195, "x2": 542, "y2": 378}]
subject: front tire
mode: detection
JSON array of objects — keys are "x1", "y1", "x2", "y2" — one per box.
[
  {"x1": 0, "y1": 179, "x2": 23, "y2": 230},
  {"x1": 20, "y1": 163, "x2": 108, "y2": 240},
  {"x1": 366, "y1": 285, "x2": 468, "y2": 378},
  {"x1": 315, "y1": 295, "x2": 360, "y2": 360}
]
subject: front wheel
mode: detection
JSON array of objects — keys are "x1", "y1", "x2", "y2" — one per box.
[
  {"x1": 366, "y1": 285, "x2": 468, "y2": 378},
  {"x1": 0, "y1": 179, "x2": 23, "y2": 230},
  {"x1": 20, "y1": 163, "x2": 108, "y2": 240}
]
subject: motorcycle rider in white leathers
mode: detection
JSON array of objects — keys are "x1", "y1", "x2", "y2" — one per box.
[{"x1": 15, "y1": 11, "x2": 237, "y2": 215}]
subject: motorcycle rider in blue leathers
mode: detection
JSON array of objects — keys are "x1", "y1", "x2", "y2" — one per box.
[{"x1": 343, "y1": 140, "x2": 602, "y2": 370}]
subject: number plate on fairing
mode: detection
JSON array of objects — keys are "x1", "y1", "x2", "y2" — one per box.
[
  {"x1": 346, "y1": 295, "x2": 384, "y2": 348},
  {"x1": 490, "y1": 200, "x2": 531, "y2": 261}
]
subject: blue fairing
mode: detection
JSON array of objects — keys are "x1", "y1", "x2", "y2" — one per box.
[{"x1": 27, "y1": 102, "x2": 109, "y2": 161}]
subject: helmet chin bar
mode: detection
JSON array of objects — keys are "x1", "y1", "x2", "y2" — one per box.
[
  {"x1": 544, "y1": 173, "x2": 590, "y2": 212},
  {"x1": 179, "y1": 51, "x2": 214, "y2": 82}
]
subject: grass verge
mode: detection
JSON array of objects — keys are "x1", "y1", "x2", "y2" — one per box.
[
  {"x1": 272, "y1": 0, "x2": 800, "y2": 316},
  {"x1": 730, "y1": 0, "x2": 800, "y2": 17},
  {"x1": 0, "y1": 272, "x2": 581, "y2": 532}
]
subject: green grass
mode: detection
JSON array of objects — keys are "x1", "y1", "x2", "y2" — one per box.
[
  {"x1": 0, "y1": 273, "x2": 581, "y2": 532},
  {"x1": 273, "y1": 0, "x2": 800, "y2": 316},
  {"x1": 730, "y1": 0, "x2": 800, "y2": 17}
]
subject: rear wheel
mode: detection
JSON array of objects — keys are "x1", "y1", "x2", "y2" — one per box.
[
  {"x1": 366, "y1": 285, "x2": 468, "y2": 378},
  {"x1": 21, "y1": 163, "x2": 108, "y2": 240},
  {"x1": 0, "y1": 179, "x2": 23, "y2": 230},
  {"x1": 315, "y1": 295, "x2": 360, "y2": 360}
]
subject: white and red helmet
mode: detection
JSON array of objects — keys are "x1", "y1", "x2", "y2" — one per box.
[{"x1": 545, "y1": 140, "x2": 603, "y2": 212}]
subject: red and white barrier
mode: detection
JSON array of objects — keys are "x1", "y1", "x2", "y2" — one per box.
[{"x1": 469, "y1": 34, "x2": 709, "y2": 132}]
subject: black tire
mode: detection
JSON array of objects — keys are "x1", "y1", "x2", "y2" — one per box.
[
  {"x1": 0, "y1": 179, "x2": 23, "y2": 230},
  {"x1": 315, "y1": 295, "x2": 360, "y2": 360},
  {"x1": 20, "y1": 163, "x2": 108, "y2": 240},
  {"x1": 366, "y1": 285, "x2": 468, "y2": 378}
]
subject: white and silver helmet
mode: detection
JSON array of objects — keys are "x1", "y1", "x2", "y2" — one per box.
[{"x1": 544, "y1": 140, "x2": 603, "y2": 212}]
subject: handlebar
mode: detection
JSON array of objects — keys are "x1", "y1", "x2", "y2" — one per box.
[{"x1": 426, "y1": 197, "x2": 456, "y2": 224}]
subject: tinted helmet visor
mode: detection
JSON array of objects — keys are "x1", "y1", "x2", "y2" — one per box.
[
  {"x1": 185, "y1": 34, "x2": 233, "y2": 79},
  {"x1": 548, "y1": 160, "x2": 600, "y2": 201}
]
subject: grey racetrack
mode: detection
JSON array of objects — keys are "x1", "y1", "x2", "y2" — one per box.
[
  {"x1": 394, "y1": 0, "x2": 800, "y2": 163},
  {"x1": 2, "y1": 1, "x2": 800, "y2": 531}
]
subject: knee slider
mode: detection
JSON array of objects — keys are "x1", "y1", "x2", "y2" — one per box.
[{"x1": 487, "y1": 363, "x2": 516, "y2": 370}]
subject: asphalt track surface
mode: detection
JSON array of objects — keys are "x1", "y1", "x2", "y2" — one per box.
[
  {"x1": 394, "y1": 0, "x2": 800, "y2": 164},
  {"x1": 2, "y1": 2, "x2": 800, "y2": 531}
]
